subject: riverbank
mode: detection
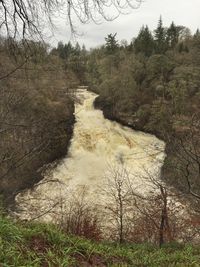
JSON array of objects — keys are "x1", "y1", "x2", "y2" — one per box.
[
  {"x1": 1, "y1": 216, "x2": 200, "y2": 266},
  {"x1": 1, "y1": 92, "x2": 75, "y2": 206},
  {"x1": 93, "y1": 95, "x2": 185, "y2": 194},
  {"x1": 0, "y1": 40, "x2": 80, "y2": 206},
  {"x1": 94, "y1": 96, "x2": 163, "y2": 139}
]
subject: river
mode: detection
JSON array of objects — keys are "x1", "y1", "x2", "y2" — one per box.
[{"x1": 14, "y1": 88, "x2": 165, "y2": 222}]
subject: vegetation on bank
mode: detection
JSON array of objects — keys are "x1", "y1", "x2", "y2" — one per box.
[
  {"x1": 1, "y1": 16, "x2": 200, "y2": 265},
  {"x1": 87, "y1": 18, "x2": 200, "y2": 138},
  {"x1": 44, "y1": 20, "x2": 200, "y2": 211},
  {"x1": 1, "y1": 215, "x2": 200, "y2": 266},
  {"x1": 0, "y1": 39, "x2": 80, "y2": 204},
  {"x1": 84, "y1": 18, "x2": 200, "y2": 201}
]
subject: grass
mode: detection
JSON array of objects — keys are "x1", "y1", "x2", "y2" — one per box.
[{"x1": 0, "y1": 216, "x2": 200, "y2": 266}]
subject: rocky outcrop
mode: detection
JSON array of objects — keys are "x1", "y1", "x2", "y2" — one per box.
[{"x1": 94, "y1": 96, "x2": 160, "y2": 138}]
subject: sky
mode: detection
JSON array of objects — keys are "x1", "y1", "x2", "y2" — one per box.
[{"x1": 50, "y1": 0, "x2": 200, "y2": 49}]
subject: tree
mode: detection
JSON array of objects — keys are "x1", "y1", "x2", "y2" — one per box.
[
  {"x1": 145, "y1": 100, "x2": 172, "y2": 136},
  {"x1": 81, "y1": 44, "x2": 87, "y2": 56},
  {"x1": 179, "y1": 27, "x2": 192, "y2": 41},
  {"x1": 103, "y1": 164, "x2": 132, "y2": 243},
  {"x1": 134, "y1": 25, "x2": 154, "y2": 57},
  {"x1": 154, "y1": 16, "x2": 167, "y2": 54},
  {"x1": 57, "y1": 42, "x2": 65, "y2": 59},
  {"x1": 168, "y1": 116, "x2": 200, "y2": 201},
  {"x1": 193, "y1": 29, "x2": 200, "y2": 48},
  {"x1": 74, "y1": 42, "x2": 81, "y2": 56},
  {"x1": 194, "y1": 29, "x2": 200, "y2": 39},
  {"x1": 133, "y1": 183, "x2": 172, "y2": 247},
  {"x1": 0, "y1": 0, "x2": 142, "y2": 40},
  {"x1": 105, "y1": 33, "x2": 119, "y2": 54},
  {"x1": 166, "y1": 22, "x2": 179, "y2": 49},
  {"x1": 58, "y1": 187, "x2": 102, "y2": 240},
  {"x1": 0, "y1": 38, "x2": 78, "y2": 203},
  {"x1": 146, "y1": 54, "x2": 175, "y2": 98}
]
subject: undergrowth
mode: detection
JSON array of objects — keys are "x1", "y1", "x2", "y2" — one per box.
[{"x1": 0, "y1": 216, "x2": 200, "y2": 266}]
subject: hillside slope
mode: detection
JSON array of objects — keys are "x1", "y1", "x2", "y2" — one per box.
[{"x1": 0, "y1": 216, "x2": 200, "y2": 266}]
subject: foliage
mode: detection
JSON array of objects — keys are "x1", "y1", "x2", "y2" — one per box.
[
  {"x1": 154, "y1": 16, "x2": 168, "y2": 54},
  {"x1": 105, "y1": 33, "x2": 119, "y2": 54},
  {"x1": 0, "y1": 216, "x2": 200, "y2": 266},
  {"x1": 52, "y1": 41, "x2": 88, "y2": 83},
  {"x1": 85, "y1": 17, "x2": 200, "y2": 197},
  {"x1": 0, "y1": 38, "x2": 78, "y2": 203},
  {"x1": 134, "y1": 25, "x2": 154, "y2": 57}
]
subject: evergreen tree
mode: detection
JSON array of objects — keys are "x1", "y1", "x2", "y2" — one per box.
[
  {"x1": 57, "y1": 41, "x2": 74, "y2": 60},
  {"x1": 66, "y1": 42, "x2": 74, "y2": 56},
  {"x1": 194, "y1": 29, "x2": 200, "y2": 39},
  {"x1": 154, "y1": 16, "x2": 167, "y2": 54},
  {"x1": 63, "y1": 42, "x2": 73, "y2": 59},
  {"x1": 74, "y1": 42, "x2": 81, "y2": 56},
  {"x1": 134, "y1": 25, "x2": 154, "y2": 57},
  {"x1": 193, "y1": 29, "x2": 200, "y2": 51},
  {"x1": 82, "y1": 44, "x2": 87, "y2": 56},
  {"x1": 57, "y1": 41, "x2": 65, "y2": 59},
  {"x1": 127, "y1": 41, "x2": 134, "y2": 52},
  {"x1": 167, "y1": 22, "x2": 179, "y2": 49},
  {"x1": 105, "y1": 33, "x2": 119, "y2": 54}
]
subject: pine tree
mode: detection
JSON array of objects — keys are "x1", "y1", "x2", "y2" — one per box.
[
  {"x1": 57, "y1": 41, "x2": 65, "y2": 59},
  {"x1": 74, "y1": 42, "x2": 81, "y2": 56},
  {"x1": 194, "y1": 29, "x2": 200, "y2": 39},
  {"x1": 105, "y1": 33, "x2": 119, "y2": 54},
  {"x1": 57, "y1": 41, "x2": 74, "y2": 60},
  {"x1": 154, "y1": 16, "x2": 167, "y2": 54},
  {"x1": 134, "y1": 25, "x2": 154, "y2": 57},
  {"x1": 63, "y1": 42, "x2": 73, "y2": 59},
  {"x1": 193, "y1": 29, "x2": 200, "y2": 50},
  {"x1": 167, "y1": 22, "x2": 179, "y2": 49}
]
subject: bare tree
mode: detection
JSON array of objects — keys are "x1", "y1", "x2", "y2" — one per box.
[
  {"x1": 167, "y1": 115, "x2": 200, "y2": 201},
  {"x1": 0, "y1": 41, "x2": 76, "y2": 203},
  {"x1": 58, "y1": 186, "x2": 102, "y2": 240},
  {"x1": 125, "y1": 169, "x2": 171, "y2": 247},
  {"x1": 0, "y1": 0, "x2": 142, "y2": 39},
  {"x1": 103, "y1": 163, "x2": 133, "y2": 243}
]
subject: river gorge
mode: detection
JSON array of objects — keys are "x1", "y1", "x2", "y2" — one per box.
[{"x1": 14, "y1": 88, "x2": 166, "y2": 222}]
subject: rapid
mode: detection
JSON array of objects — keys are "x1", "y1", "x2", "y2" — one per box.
[{"x1": 14, "y1": 88, "x2": 166, "y2": 221}]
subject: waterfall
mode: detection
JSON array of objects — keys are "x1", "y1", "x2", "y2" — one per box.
[{"x1": 15, "y1": 88, "x2": 165, "y2": 221}]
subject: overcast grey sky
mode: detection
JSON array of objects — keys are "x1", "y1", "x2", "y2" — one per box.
[{"x1": 52, "y1": 0, "x2": 200, "y2": 49}]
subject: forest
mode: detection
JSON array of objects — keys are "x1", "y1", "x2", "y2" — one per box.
[
  {"x1": 54, "y1": 17, "x2": 200, "y2": 201},
  {"x1": 0, "y1": 39, "x2": 80, "y2": 203},
  {"x1": 0, "y1": 1, "x2": 200, "y2": 264},
  {"x1": 86, "y1": 18, "x2": 200, "y2": 201}
]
